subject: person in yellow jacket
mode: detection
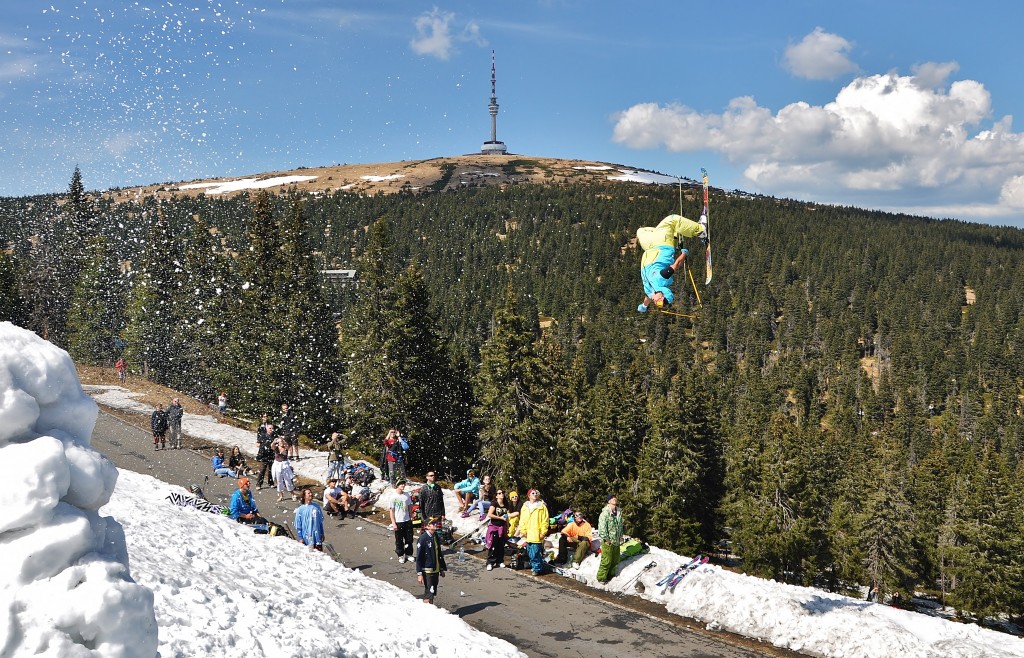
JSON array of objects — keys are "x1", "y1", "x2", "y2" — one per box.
[
  {"x1": 516, "y1": 489, "x2": 550, "y2": 575},
  {"x1": 636, "y1": 213, "x2": 707, "y2": 312}
]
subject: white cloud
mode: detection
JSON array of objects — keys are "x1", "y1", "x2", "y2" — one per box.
[
  {"x1": 783, "y1": 27, "x2": 858, "y2": 80},
  {"x1": 411, "y1": 8, "x2": 457, "y2": 60},
  {"x1": 612, "y1": 65, "x2": 1024, "y2": 222},
  {"x1": 409, "y1": 8, "x2": 486, "y2": 60}
]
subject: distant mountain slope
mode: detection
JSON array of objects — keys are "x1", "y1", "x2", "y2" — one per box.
[{"x1": 104, "y1": 154, "x2": 695, "y2": 200}]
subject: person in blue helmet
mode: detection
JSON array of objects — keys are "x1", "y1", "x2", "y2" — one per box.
[{"x1": 636, "y1": 213, "x2": 707, "y2": 312}]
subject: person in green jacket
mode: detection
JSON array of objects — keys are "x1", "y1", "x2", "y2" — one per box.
[{"x1": 596, "y1": 495, "x2": 625, "y2": 584}]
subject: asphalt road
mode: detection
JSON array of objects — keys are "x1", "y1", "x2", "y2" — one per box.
[{"x1": 92, "y1": 410, "x2": 800, "y2": 658}]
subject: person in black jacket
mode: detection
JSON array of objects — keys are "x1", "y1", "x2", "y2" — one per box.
[
  {"x1": 418, "y1": 470, "x2": 445, "y2": 531},
  {"x1": 279, "y1": 403, "x2": 300, "y2": 461},
  {"x1": 150, "y1": 404, "x2": 169, "y2": 451},
  {"x1": 415, "y1": 517, "x2": 447, "y2": 605},
  {"x1": 255, "y1": 422, "x2": 277, "y2": 489}
]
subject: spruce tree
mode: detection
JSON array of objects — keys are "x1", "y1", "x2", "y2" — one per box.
[
  {"x1": 0, "y1": 252, "x2": 27, "y2": 326},
  {"x1": 66, "y1": 237, "x2": 126, "y2": 365},
  {"x1": 474, "y1": 288, "x2": 564, "y2": 492},
  {"x1": 122, "y1": 210, "x2": 179, "y2": 381}
]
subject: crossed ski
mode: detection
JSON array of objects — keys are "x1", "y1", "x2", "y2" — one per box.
[{"x1": 656, "y1": 555, "x2": 709, "y2": 591}]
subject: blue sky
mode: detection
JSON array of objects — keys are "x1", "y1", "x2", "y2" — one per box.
[{"x1": 3, "y1": 1, "x2": 1024, "y2": 227}]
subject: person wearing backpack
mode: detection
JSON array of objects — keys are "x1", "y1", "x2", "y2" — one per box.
[
  {"x1": 596, "y1": 495, "x2": 625, "y2": 584},
  {"x1": 415, "y1": 517, "x2": 447, "y2": 605}
]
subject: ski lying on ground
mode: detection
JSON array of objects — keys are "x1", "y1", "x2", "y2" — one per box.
[
  {"x1": 546, "y1": 562, "x2": 588, "y2": 583},
  {"x1": 449, "y1": 517, "x2": 490, "y2": 548},
  {"x1": 656, "y1": 555, "x2": 702, "y2": 587},
  {"x1": 165, "y1": 491, "x2": 228, "y2": 515},
  {"x1": 666, "y1": 555, "x2": 710, "y2": 592}
]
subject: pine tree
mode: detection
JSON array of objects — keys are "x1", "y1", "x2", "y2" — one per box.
[
  {"x1": 122, "y1": 210, "x2": 179, "y2": 381},
  {"x1": 66, "y1": 237, "x2": 127, "y2": 365},
  {"x1": 474, "y1": 288, "x2": 565, "y2": 492},
  {"x1": 169, "y1": 215, "x2": 234, "y2": 399},
  {"x1": 0, "y1": 252, "x2": 27, "y2": 326}
]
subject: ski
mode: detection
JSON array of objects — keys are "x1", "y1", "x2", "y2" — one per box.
[
  {"x1": 165, "y1": 491, "x2": 228, "y2": 516},
  {"x1": 656, "y1": 555, "x2": 702, "y2": 587},
  {"x1": 667, "y1": 555, "x2": 709, "y2": 592},
  {"x1": 701, "y1": 168, "x2": 712, "y2": 285},
  {"x1": 449, "y1": 517, "x2": 490, "y2": 548}
]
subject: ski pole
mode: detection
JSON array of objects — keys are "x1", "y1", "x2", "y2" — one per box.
[{"x1": 685, "y1": 260, "x2": 703, "y2": 309}]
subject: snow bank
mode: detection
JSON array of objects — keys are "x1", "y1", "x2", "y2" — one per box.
[{"x1": 0, "y1": 322, "x2": 157, "y2": 657}]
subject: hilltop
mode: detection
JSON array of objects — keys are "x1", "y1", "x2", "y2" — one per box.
[{"x1": 102, "y1": 154, "x2": 696, "y2": 201}]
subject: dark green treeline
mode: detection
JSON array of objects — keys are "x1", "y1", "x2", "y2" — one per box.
[{"x1": 2, "y1": 170, "x2": 1023, "y2": 622}]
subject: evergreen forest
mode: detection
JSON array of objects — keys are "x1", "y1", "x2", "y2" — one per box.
[{"x1": 2, "y1": 165, "x2": 1024, "y2": 624}]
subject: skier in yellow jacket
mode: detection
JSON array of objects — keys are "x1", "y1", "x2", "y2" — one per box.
[{"x1": 636, "y1": 214, "x2": 706, "y2": 312}]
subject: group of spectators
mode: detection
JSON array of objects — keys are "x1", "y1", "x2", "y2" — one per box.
[
  {"x1": 222, "y1": 422, "x2": 628, "y2": 605},
  {"x1": 252, "y1": 404, "x2": 302, "y2": 502},
  {"x1": 150, "y1": 398, "x2": 184, "y2": 450}
]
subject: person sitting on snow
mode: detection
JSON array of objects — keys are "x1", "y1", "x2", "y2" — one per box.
[
  {"x1": 636, "y1": 213, "x2": 707, "y2": 312},
  {"x1": 453, "y1": 469, "x2": 481, "y2": 512},
  {"x1": 554, "y1": 510, "x2": 593, "y2": 567},
  {"x1": 229, "y1": 478, "x2": 265, "y2": 525}
]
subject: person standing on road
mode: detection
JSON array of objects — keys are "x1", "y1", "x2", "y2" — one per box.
[
  {"x1": 389, "y1": 480, "x2": 415, "y2": 563},
  {"x1": 415, "y1": 517, "x2": 447, "y2": 605},
  {"x1": 294, "y1": 488, "x2": 325, "y2": 551},
  {"x1": 271, "y1": 432, "x2": 297, "y2": 502},
  {"x1": 166, "y1": 397, "x2": 184, "y2": 449},
  {"x1": 418, "y1": 470, "x2": 445, "y2": 531},
  {"x1": 150, "y1": 403, "x2": 169, "y2": 451},
  {"x1": 325, "y1": 431, "x2": 347, "y2": 481},
  {"x1": 255, "y1": 422, "x2": 276, "y2": 489},
  {"x1": 596, "y1": 495, "x2": 625, "y2": 584},
  {"x1": 518, "y1": 488, "x2": 550, "y2": 575},
  {"x1": 485, "y1": 490, "x2": 511, "y2": 570},
  {"x1": 279, "y1": 403, "x2": 301, "y2": 461}
]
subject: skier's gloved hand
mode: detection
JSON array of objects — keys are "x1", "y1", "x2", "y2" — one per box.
[
  {"x1": 637, "y1": 304, "x2": 648, "y2": 313},
  {"x1": 660, "y1": 266, "x2": 675, "y2": 279}
]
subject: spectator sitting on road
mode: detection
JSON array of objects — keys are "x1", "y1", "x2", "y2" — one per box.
[
  {"x1": 342, "y1": 475, "x2": 370, "y2": 514},
  {"x1": 294, "y1": 488, "x2": 325, "y2": 551},
  {"x1": 212, "y1": 447, "x2": 238, "y2": 478},
  {"x1": 323, "y1": 478, "x2": 347, "y2": 517},
  {"x1": 453, "y1": 469, "x2": 480, "y2": 512},
  {"x1": 229, "y1": 478, "x2": 265, "y2": 524},
  {"x1": 228, "y1": 445, "x2": 251, "y2": 476}
]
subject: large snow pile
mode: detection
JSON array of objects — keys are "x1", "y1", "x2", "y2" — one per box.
[
  {"x1": 0, "y1": 322, "x2": 157, "y2": 657},
  {"x1": 102, "y1": 469, "x2": 524, "y2": 657}
]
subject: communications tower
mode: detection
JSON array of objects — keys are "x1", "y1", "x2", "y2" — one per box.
[{"x1": 480, "y1": 50, "x2": 507, "y2": 155}]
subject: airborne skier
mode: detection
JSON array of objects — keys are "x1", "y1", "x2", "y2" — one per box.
[{"x1": 635, "y1": 213, "x2": 707, "y2": 312}]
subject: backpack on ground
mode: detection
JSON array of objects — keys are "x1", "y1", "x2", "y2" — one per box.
[
  {"x1": 508, "y1": 546, "x2": 528, "y2": 570},
  {"x1": 619, "y1": 537, "x2": 650, "y2": 559}
]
